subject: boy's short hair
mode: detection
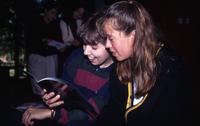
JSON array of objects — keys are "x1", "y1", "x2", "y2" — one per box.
[{"x1": 78, "y1": 12, "x2": 106, "y2": 45}]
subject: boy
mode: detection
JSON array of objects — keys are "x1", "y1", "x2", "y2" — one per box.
[{"x1": 22, "y1": 12, "x2": 114, "y2": 126}]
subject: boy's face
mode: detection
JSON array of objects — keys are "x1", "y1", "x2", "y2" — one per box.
[{"x1": 83, "y1": 43, "x2": 111, "y2": 67}]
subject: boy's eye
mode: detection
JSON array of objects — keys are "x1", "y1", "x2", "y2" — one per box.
[{"x1": 92, "y1": 46, "x2": 98, "y2": 50}]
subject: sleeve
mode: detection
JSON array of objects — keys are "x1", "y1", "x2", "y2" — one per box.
[
  {"x1": 61, "y1": 48, "x2": 83, "y2": 81},
  {"x1": 60, "y1": 20, "x2": 74, "y2": 46},
  {"x1": 161, "y1": 57, "x2": 192, "y2": 126},
  {"x1": 145, "y1": 54, "x2": 192, "y2": 126},
  {"x1": 54, "y1": 108, "x2": 69, "y2": 125}
]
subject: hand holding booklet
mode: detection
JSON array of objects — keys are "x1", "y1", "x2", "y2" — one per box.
[{"x1": 16, "y1": 71, "x2": 98, "y2": 118}]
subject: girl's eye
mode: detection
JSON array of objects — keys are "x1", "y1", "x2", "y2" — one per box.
[
  {"x1": 108, "y1": 37, "x2": 113, "y2": 42},
  {"x1": 107, "y1": 36, "x2": 113, "y2": 42}
]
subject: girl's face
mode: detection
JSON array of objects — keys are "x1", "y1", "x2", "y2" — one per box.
[
  {"x1": 83, "y1": 43, "x2": 112, "y2": 68},
  {"x1": 104, "y1": 21, "x2": 135, "y2": 61}
]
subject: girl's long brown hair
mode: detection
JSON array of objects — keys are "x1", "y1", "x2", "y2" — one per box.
[{"x1": 103, "y1": 1, "x2": 159, "y2": 97}]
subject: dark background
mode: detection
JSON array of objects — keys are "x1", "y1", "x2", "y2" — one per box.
[{"x1": 0, "y1": 0, "x2": 198, "y2": 124}]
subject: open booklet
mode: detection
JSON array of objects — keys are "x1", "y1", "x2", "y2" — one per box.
[{"x1": 16, "y1": 71, "x2": 98, "y2": 118}]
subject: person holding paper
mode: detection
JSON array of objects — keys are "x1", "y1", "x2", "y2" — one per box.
[
  {"x1": 22, "y1": 12, "x2": 114, "y2": 126},
  {"x1": 26, "y1": 1, "x2": 62, "y2": 94}
]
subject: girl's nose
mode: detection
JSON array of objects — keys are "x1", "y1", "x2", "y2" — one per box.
[{"x1": 105, "y1": 39, "x2": 112, "y2": 49}]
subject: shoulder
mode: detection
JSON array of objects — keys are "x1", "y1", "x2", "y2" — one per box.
[
  {"x1": 61, "y1": 48, "x2": 84, "y2": 79},
  {"x1": 69, "y1": 48, "x2": 83, "y2": 58},
  {"x1": 60, "y1": 19, "x2": 65, "y2": 24},
  {"x1": 154, "y1": 44, "x2": 189, "y2": 95},
  {"x1": 64, "y1": 48, "x2": 84, "y2": 65},
  {"x1": 60, "y1": 19, "x2": 67, "y2": 26},
  {"x1": 154, "y1": 44, "x2": 189, "y2": 93},
  {"x1": 156, "y1": 45, "x2": 185, "y2": 75}
]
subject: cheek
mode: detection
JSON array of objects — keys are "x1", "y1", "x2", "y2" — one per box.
[
  {"x1": 96, "y1": 51, "x2": 109, "y2": 60},
  {"x1": 117, "y1": 41, "x2": 133, "y2": 59},
  {"x1": 125, "y1": 46, "x2": 134, "y2": 60},
  {"x1": 112, "y1": 41, "x2": 123, "y2": 53}
]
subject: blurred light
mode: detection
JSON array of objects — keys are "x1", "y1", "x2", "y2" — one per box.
[
  {"x1": 9, "y1": 69, "x2": 15, "y2": 77},
  {"x1": 36, "y1": 0, "x2": 43, "y2": 3},
  {"x1": 58, "y1": 13, "x2": 62, "y2": 18},
  {"x1": 8, "y1": 19, "x2": 13, "y2": 24},
  {"x1": 9, "y1": 8, "x2": 15, "y2": 14}
]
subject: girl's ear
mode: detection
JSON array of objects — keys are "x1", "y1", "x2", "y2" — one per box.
[
  {"x1": 130, "y1": 30, "x2": 135, "y2": 38},
  {"x1": 129, "y1": 30, "x2": 135, "y2": 41}
]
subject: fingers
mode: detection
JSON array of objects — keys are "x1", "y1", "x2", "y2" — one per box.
[
  {"x1": 41, "y1": 89, "x2": 47, "y2": 96},
  {"x1": 29, "y1": 121, "x2": 34, "y2": 126},
  {"x1": 46, "y1": 94, "x2": 64, "y2": 108},
  {"x1": 42, "y1": 91, "x2": 55, "y2": 101},
  {"x1": 42, "y1": 91, "x2": 64, "y2": 108},
  {"x1": 48, "y1": 100, "x2": 64, "y2": 108},
  {"x1": 48, "y1": 94, "x2": 61, "y2": 103},
  {"x1": 22, "y1": 108, "x2": 35, "y2": 126}
]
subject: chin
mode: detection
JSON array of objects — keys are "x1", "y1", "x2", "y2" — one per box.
[
  {"x1": 116, "y1": 57, "x2": 125, "y2": 61},
  {"x1": 91, "y1": 62, "x2": 98, "y2": 66}
]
